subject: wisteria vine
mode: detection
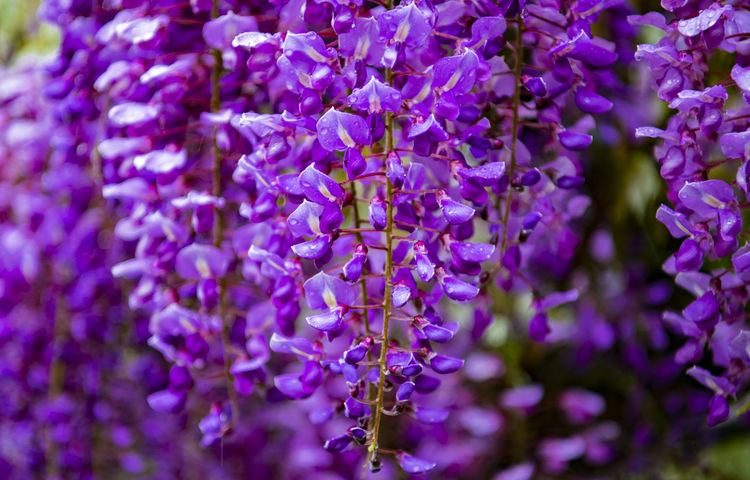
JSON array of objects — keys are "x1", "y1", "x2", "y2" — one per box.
[{"x1": 636, "y1": 0, "x2": 750, "y2": 426}]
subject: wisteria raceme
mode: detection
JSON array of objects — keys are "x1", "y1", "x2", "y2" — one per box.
[
  {"x1": 218, "y1": 0, "x2": 626, "y2": 473},
  {"x1": 2, "y1": 0, "x2": 749, "y2": 477},
  {"x1": 635, "y1": 0, "x2": 750, "y2": 426},
  {"x1": 0, "y1": 57, "x2": 224, "y2": 479}
]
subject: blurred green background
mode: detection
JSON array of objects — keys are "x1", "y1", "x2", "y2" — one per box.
[{"x1": 0, "y1": 0, "x2": 58, "y2": 63}]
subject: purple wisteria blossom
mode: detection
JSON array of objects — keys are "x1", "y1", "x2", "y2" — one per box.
[{"x1": 636, "y1": 0, "x2": 750, "y2": 426}]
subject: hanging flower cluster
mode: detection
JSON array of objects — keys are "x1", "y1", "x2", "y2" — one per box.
[
  {"x1": 221, "y1": 0, "x2": 630, "y2": 472},
  {"x1": 634, "y1": 0, "x2": 750, "y2": 425},
  {"x1": 0, "y1": 58, "x2": 208, "y2": 478}
]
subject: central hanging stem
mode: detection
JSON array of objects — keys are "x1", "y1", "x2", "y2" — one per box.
[
  {"x1": 209, "y1": 0, "x2": 239, "y2": 425},
  {"x1": 368, "y1": 66, "x2": 395, "y2": 468},
  {"x1": 349, "y1": 182, "x2": 376, "y2": 416},
  {"x1": 500, "y1": 17, "x2": 524, "y2": 257}
]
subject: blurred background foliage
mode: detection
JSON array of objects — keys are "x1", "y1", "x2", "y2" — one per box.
[
  {"x1": 2, "y1": 1, "x2": 750, "y2": 478},
  {"x1": 0, "y1": 0, "x2": 58, "y2": 63}
]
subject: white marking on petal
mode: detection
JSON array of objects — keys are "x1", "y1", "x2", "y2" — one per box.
[
  {"x1": 323, "y1": 286, "x2": 338, "y2": 309},
  {"x1": 395, "y1": 20, "x2": 411, "y2": 43},
  {"x1": 338, "y1": 124, "x2": 356, "y2": 148},
  {"x1": 305, "y1": 46, "x2": 327, "y2": 63},
  {"x1": 701, "y1": 193, "x2": 724, "y2": 208},
  {"x1": 195, "y1": 258, "x2": 212, "y2": 278},
  {"x1": 354, "y1": 36, "x2": 371, "y2": 60}
]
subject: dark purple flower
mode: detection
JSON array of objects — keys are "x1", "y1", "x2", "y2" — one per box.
[
  {"x1": 291, "y1": 235, "x2": 332, "y2": 259},
  {"x1": 674, "y1": 238, "x2": 703, "y2": 271},
  {"x1": 682, "y1": 292, "x2": 719, "y2": 329},
  {"x1": 344, "y1": 244, "x2": 367, "y2": 282},
  {"x1": 437, "y1": 190, "x2": 475, "y2": 224},
  {"x1": 551, "y1": 31, "x2": 617, "y2": 67},
  {"x1": 339, "y1": 17, "x2": 385, "y2": 65},
  {"x1": 679, "y1": 180, "x2": 735, "y2": 217},
  {"x1": 575, "y1": 88, "x2": 613, "y2": 114},
  {"x1": 430, "y1": 354, "x2": 465, "y2": 374},
  {"x1": 396, "y1": 381, "x2": 415, "y2": 402},
  {"x1": 687, "y1": 366, "x2": 736, "y2": 396},
  {"x1": 558, "y1": 130, "x2": 593, "y2": 151},
  {"x1": 324, "y1": 434, "x2": 352, "y2": 452},
  {"x1": 423, "y1": 324, "x2": 454, "y2": 343},
  {"x1": 378, "y1": 3, "x2": 432, "y2": 49},
  {"x1": 437, "y1": 267, "x2": 479, "y2": 302},
  {"x1": 529, "y1": 312, "x2": 551, "y2": 342},
  {"x1": 413, "y1": 241, "x2": 435, "y2": 282},
  {"x1": 707, "y1": 395, "x2": 730, "y2": 426},
  {"x1": 433, "y1": 50, "x2": 481, "y2": 95},
  {"x1": 369, "y1": 196, "x2": 388, "y2": 230},
  {"x1": 408, "y1": 114, "x2": 449, "y2": 156}
]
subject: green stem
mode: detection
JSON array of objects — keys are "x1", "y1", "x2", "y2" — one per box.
[
  {"x1": 349, "y1": 183, "x2": 376, "y2": 416},
  {"x1": 210, "y1": 0, "x2": 239, "y2": 424},
  {"x1": 368, "y1": 67, "x2": 395, "y2": 468},
  {"x1": 46, "y1": 291, "x2": 65, "y2": 478},
  {"x1": 499, "y1": 18, "x2": 524, "y2": 257}
]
